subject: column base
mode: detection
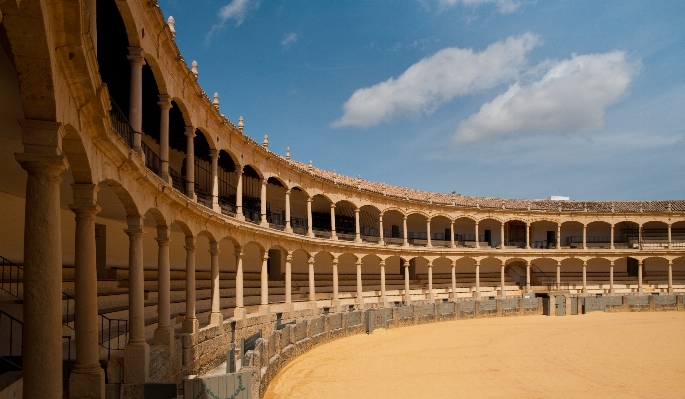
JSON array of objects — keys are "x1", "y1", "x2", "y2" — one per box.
[
  {"x1": 260, "y1": 219, "x2": 268, "y2": 228},
  {"x1": 182, "y1": 317, "x2": 198, "y2": 334},
  {"x1": 233, "y1": 307, "x2": 246, "y2": 319},
  {"x1": 236, "y1": 213, "x2": 245, "y2": 221},
  {"x1": 69, "y1": 367, "x2": 105, "y2": 399},
  {"x1": 209, "y1": 312, "x2": 224, "y2": 327},
  {"x1": 258, "y1": 304, "x2": 270, "y2": 316},
  {"x1": 330, "y1": 299, "x2": 341, "y2": 313},
  {"x1": 161, "y1": 173, "x2": 172, "y2": 185},
  {"x1": 123, "y1": 343, "x2": 149, "y2": 384},
  {"x1": 212, "y1": 204, "x2": 221, "y2": 213},
  {"x1": 379, "y1": 240, "x2": 385, "y2": 246}
]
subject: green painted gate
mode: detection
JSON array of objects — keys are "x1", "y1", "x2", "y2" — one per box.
[{"x1": 555, "y1": 295, "x2": 566, "y2": 316}]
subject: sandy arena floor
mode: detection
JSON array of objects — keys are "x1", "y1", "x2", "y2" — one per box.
[{"x1": 263, "y1": 312, "x2": 685, "y2": 399}]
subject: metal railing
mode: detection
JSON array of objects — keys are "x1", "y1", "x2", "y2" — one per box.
[
  {"x1": 0, "y1": 310, "x2": 22, "y2": 371},
  {"x1": 141, "y1": 141, "x2": 162, "y2": 177},
  {"x1": 99, "y1": 314, "x2": 128, "y2": 360},
  {"x1": 218, "y1": 197, "x2": 237, "y2": 216},
  {"x1": 243, "y1": 208, "x2": 261, "y2": 224},
  {"x1": 169, "y1": 168, "x2": 187, "y2": 195},
  {"x1": 108, "y1": 96, "x2": 134, "y2": 148},
  {"x1": 0, "y1": 256, "x2": 22, "y2": 301}
]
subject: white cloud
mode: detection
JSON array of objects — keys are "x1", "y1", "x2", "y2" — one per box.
[
  {"x1": 439, "y1": 0, "x2": 522, "y2": 14},
  {"x1": 281, "y1": 33, "x2": 298, "y2": 50},
  {"x1": 454, "y1": 51, "x2": 640, "y2": 144},
  {"x1": 218, "y1": 0, "x2": 260, "y2": 25},
  {"x1": 206, "y1": 0, "x2": 260, "y2": 42},
  {"x1": 332, "y1": 33, "x2": 539, "y2": 128}
]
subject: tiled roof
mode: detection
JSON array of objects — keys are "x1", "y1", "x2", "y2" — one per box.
[{"x1": 261, "y1": 147, "x2": 682, "y2": 214}]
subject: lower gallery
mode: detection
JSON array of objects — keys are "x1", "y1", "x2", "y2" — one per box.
[{"x1": 0, "y1": 1, "x2": 683, "y2": 398}]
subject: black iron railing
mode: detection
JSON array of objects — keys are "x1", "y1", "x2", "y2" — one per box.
[
  {"x1": 0, "y1": 256, "x2": 22, "y2": 301},
  {"x1": 108, "y1": 96, "x2": 134, "y2": 148},
  {"x1": 141, "y1": 141, "x2": 162, "y2": 177},
  {"x1": 170, "y1": 168, "x2": 187, "y2": 194},
  {"x1": 99, "y1": 314, "x2": 128, "y2": 360},
  {"x1": 0, "y1": 310, "x2": 22, "y2": 371},
  {"x1": 219, "y1": 196, "x2": 237, "y2": 215}
]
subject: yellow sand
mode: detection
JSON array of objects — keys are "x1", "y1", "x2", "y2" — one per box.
[{"x1": 263, "y1": 312, "x2": 685, "y2": 399}]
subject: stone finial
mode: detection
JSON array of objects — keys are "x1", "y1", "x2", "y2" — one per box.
[
  {"x1": 404, "y1": 188, "x2": 409, "y2": 199},
  {"x1": 357, "y1": 175, "x2": 361, "y2": 189},
  {"x1": 502, "y1": 200, "x2": 506, "y2": 210},
  {"x1": 382, "y1": 184, "x2": 387, "y2": 196},
  {"x1": 286, "y1": 147, "x2": 290, "y2": 160},
  {"x1": 213, "y1": 93, "x2": 220, "y2": 108},
  {"x1": 238, "y1": 116, "x2": 244, "y2": 131},
  {"x1": 526, "y1": 201, "x2": 530, "y2": 211},
  {"x1": 611, "y1": 202, "x2": 615, "y2": 213},
  {"x1": 263, "y1": 135, "x2": 268, "y2": 149},
  {"x1": 167, "y1": 16, "x2": 176, "y2": 38},
  {"x1": 476, "y1": 200, "x2": 481, "y2": 209},
  {"x1": 428, "y1": 193, "x2": 433, "y2": 204},
  {"x1": 668, "y1": 202, "x2": 672, "y2": 212},
  {"x1": 191, "y1": 60, "x2": 198, "y2": 78},
  {"x1": 583, "y1": 204, "x2": 587, "y2": 212},
  {"x1": 308, "y1": 160, "x2": 313, "y2": 170},
  {"x1": 333, "y1": 169, "x2": 336, "y2": 174},
  {"x1": 639, "y1": 203, "x2": 643, "y2": 213}
]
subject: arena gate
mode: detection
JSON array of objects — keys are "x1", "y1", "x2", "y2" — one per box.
[
  {"x1": 555, "y1": 295, "x2": 566, "y2": 316},
  {"x1": 583, "y1": 297, "x2": 606, "y2": 313},
  {"x1": 183, "y1": 371, "x2": 252, "y2": 399},
  {"x1": 438, "y1": 301, "x2": 456, "y2": 315},
  {"x1": 397, "y1": 305, "x2": 414, "y2": 319},
  {"x1": 366, "y1": 309, "x2": 389, "y2": 334}
]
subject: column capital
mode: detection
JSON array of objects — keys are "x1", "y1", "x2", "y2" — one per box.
[
  {"x1": 330, "y1": 203, "x2": 336, "y2": 209},
  {"x1": 474, "y1": 260, "x2": 480, "y2": 267},
  {"x1": 286, "y1": 254, "x2": 293, "y2": 262},
  {"x1": 154, "y1": 236, "x2": 170, "y2": 246},
  {"x1": 307, "y1": 196, "x2": 313, "y2": 203},
  {"x1": 209, "y1": 241, "x2": 219, "y2": 254},
  {"x1": 68, "y1": 203, "x2": 101, "y2": 219},
  {"x1": 127, "y1": 47, "x2": 146, "y2": 65},
  {"x1": 262, "y1": 252, "x2": 270, "y2": 261},
  {"x1": 15, "y1": 153, "x2": 68, "y2": 178},
  {"x1": 308, "y1": 257, "x2": 315, "y2": 265},
  {"x1": 286, "y1": 188, "x2": 292, "y2": 195},
  {"x1": 355, "y1": 259, "x2": 362, "y2": 266},
  {"x1": 184, "y1": 126, "x2": 196, "y2": 137},
  {"x1": 332, "y1": 258, "x2": 339, "y2": 266},
  {"x1": 158, "y1": 94, "x2": 172, "y2": 109},
  {"x1": 184, "y1": 235, "x2": 196, "y2": 250},
  {"x1": 379, "y1": 260, "x2": 385, "y2": 267},
  {"x1": 209, "y1": 149, "x2": 219, "y2": 160},
  {"x1": 156, "y1": 226, "x2": 170, "y2": 240},
  {"x1": 124, "y1": 215, "x2": 144, "y2": 237}
]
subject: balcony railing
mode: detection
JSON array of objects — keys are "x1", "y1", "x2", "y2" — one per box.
[
  {"x1": 108, "y1": 96, "x2": 134, "y2": 148},
  {"x1": 141, "y1": 141, "x2": 162, "y2": 177}
]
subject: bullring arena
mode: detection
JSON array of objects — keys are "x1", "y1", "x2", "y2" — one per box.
[{"x1": 0, "y1": 1, "x2": 683, "y2": 399}]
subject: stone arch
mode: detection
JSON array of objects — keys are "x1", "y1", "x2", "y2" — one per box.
[
  {"x1": 142, "y1": 53, "x2": 170, "y2": 96},
  {"x1": 195, "y1": 126, "x2": 217, "y2": 151},
  {"x1": 169, "y1": 219, "x2": 193, "y2": 237},
  {"x1": 62, "y1": 124, "x2": 95, "y2": 184},
  {"x1": 142, "y1": 206, "x2": 168, "y2": 227},
  {"x1": 380, "y1": 206, "x2": 406, "y2": 217},
  {"x1": 100, "y1": 178, "x2": 140, "y2": 216}
]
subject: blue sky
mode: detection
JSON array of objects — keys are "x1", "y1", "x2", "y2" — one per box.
[{"x1": 158, "y1": 0, "x2": 685, "y2": 200}]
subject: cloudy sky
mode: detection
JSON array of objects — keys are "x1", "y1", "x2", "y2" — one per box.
[{"x1": 158, "y1": 0, "x2": 685, "y2": 200}]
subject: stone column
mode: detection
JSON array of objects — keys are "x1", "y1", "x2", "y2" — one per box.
[
  {"x1": 69, "y1": 184, "x2": 104, "y2": 399},
  {"x1": 582, "y1": 260, "x2": 587, "y2": 294},
  {"x1": 154, "y1": 227, "x2": 173, "y2": 348},
  {"x1": 404, "y1": 259, "x2": 411, "y2": 304},
  {"x1": 451, "y1": 221, "x2": 455, "y2": 248},
  {"x1": 556, "y1": 260, "x2": 561, "y2": 290},
  {"x1": 182, "y1": 236, "x2": 198, "y2": 334},
  {"x1": 285, "y1": 254, "x2": 292, "y2": 305},
  {"x1": 308, "y1": 257, "x2": 317, "y2": 311},
  {"x1": 475, "y1": 221, "x2": 480, "y2": 248},
  {"x1": 307, "y1": 197, "x2": 314, "y2": 237},
  {"x1": 354, "y1": 208, "x2": 361, "y2": 242},
  {"x1": 285, "y1": 189, "x2": 292, "y2": 233},
  {"x1": 610, "y1": 260, "x2": 615, "y2": 294},
  {"x1": 260, "y1": 179, "x2": 268, "y2": 227},
  {"x1": 475, "y1": 260, "x2": 481, "y2": 298},
  {"x1": 526, "y1": 260, "x2": 531, "y2": 293},
  {"x1": 500, "y1": 223, "x2": 505, "y2": 249},
  {"x1": 158, "y1": 94, "x2": 171, "y2": 183},
  {"x1": 184, "y1": 126, "x2": 196, "y2": 199},
  {"x1": 16, "y1": 129, "x2": 69, "y2": 399},
  {"x1": 638, "y1": 224, "x2": 643, "y2": 248},
  {"x1": 610, "y1": 223, "x2": 615, "y2": 249},
  {"x1": 638, "y1": 259, "x2": 643, "y2": 293},
  {"x1": 330, "y1": 203, "x2": 337, "y2": 240},
  {"x1": 427, "y1": 260, "x2": 434, "y2": 302},
  {"x1": 403, "y1": 216, "x2": 408, "y2": 246},
  {"x1": 582, "y1": 224, "x2": 587, "y2": 250},
  {"x1": 667, "y1": 224, "x2": 672, "y2": 249},
  {"x1": 444, "y1": 259, "x2": 454, "y2": 302},
  {"x1": 210, "y1": 149, "x2": 220, "y2": 212},
  {"x1": 500, "y1": 263, "x2": 506, "y2": 298},
  {"x1": 557, "y1": 223, "x2": 561, "y2": 250},
  {"x1": 379, "y1": 213, "x2": 385, "y2": 245},
  {"x1": 332, "y1": 258, "x2": 339, "y2": 308},
  {"x1": 234, "y1": 248, "x2": 245, "y2": 319},
  {"x1": 668, "y1": 259, "x2": 673, "y2": 295},
  {"x1": 260, "y1": 251, "x2": 269, "y2": 313},
  {"x1": 127, "y1": 47, "x2": 145, "y2": 155},
  {"x1": 236, "y1": 166, "x2": 244, "y2": 220},
  {"x1": 124, "y1": 215, "x2": 149, "y2": 383},
  {"x1": 209, "y1": 242, "x2": 222, "y2": 326},
  {"x1": 380, "y1": 260, "x2": 387, "y2": 306},
  {"x1": 356, "y1": 259, "x2": 364, "y2": 307},
  {"x1": 426, "y1": 219, "x2": 432, "y2": 247},
  {"x1": 525, "y1": 222, "x2": 530, "y2": 249}
]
